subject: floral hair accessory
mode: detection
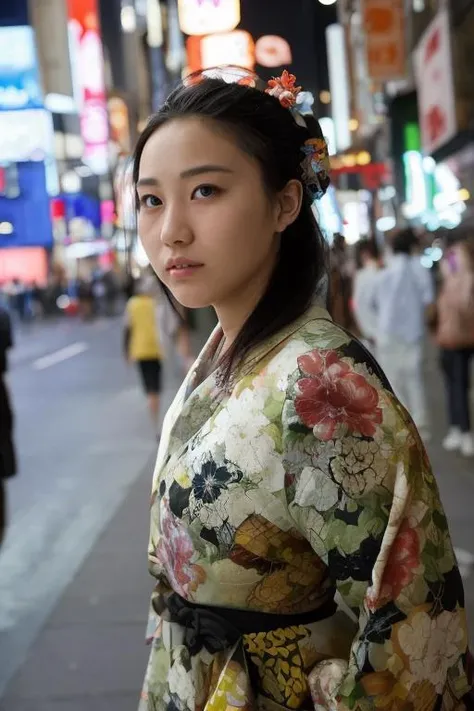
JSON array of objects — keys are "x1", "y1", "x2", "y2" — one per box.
[
  {"x1": 300, "y1": 138, "x2": 331, "y2": 200},
  {"x1": 265, "y1": 70, "x2": 301, "y2": 109},
  {"x1": 182, "y1": 66, "x2": 329, "y2": 200}
]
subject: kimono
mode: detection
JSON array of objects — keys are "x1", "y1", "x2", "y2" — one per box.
[{"x1": 139, "y1": 305, "x2": 472, "y2": 711}]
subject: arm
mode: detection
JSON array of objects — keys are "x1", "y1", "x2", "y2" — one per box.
[
  {"x1": 353, "y1": 272, "x2": 378, "y2": 342},
  {"x1": 282, "y1": 342, "x2": 471, "y2": 709},
  {"x1": 123, "y1": 305, "x2": 131, "y2": 361},
  {"x1": 413, "y1": 259, "x2": 435, "y2": 306}
]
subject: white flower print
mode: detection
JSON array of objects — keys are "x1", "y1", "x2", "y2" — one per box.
[
  {"x1": 212, "y1": 388, "x2": 285, "y2": 485},
  {"x1": 168, "y1": 653, "x2": 195, "y2": 710},
  {"x1": 294, "y1": 466, "x2": 339, "y2": 511},
  {"x1": 398, "y1": 610, "x2": 466, "y2": 693},
  {"x1": 330, "y1": 437, "x2": 390, "y2": 498}
]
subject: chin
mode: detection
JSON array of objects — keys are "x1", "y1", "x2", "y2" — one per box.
[{"x1": 167, "y1": 285, "x2": 213, "y2": 310}]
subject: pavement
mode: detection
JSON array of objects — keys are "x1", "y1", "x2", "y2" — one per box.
[{"x1": 0, "y1": 316, "x2": 473, "y2": 710}]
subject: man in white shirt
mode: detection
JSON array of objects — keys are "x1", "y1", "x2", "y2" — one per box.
[
  {"x1": 372, "y1": 229, "x2": 434, "y2": 439},
  {"x1": 353, "y1": 241, "x2": 381, "y2": 350}
]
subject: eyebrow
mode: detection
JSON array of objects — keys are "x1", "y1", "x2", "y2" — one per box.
[{"x1": 137, "y1": 164, "x2": 233, "y2": 187}]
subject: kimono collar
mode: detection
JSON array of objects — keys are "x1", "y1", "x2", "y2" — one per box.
[
  {"x1": 234, "y1": 304, "x2": 332, "y2": 381},
  {"x1": 190, "y1": 303, "x2": 333, "y2": 392}
]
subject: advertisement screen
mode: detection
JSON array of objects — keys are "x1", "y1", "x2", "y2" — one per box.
[
  {"x1": 0, "y1": 26, "x2": 43, "y2": 112},
  {"x1": 0, "y1": 247, "x2": 48, "y2": 286},
  {"x1": 67, "y1": 0, "x2": 109, "y2": 175},
  {"x1": 0, "y1": 109, "x2": 53, "y2": 163},
  {"x1": 178, "y1": 0, "x2": 240, "y2": 36}
]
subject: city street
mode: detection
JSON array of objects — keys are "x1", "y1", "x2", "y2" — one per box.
[
  {"x1": 0, "y1": 317, "x2": 473, "y2": 710},
  {"x1": 0, "y1": 316, "x2": 182, "y2": 707}
]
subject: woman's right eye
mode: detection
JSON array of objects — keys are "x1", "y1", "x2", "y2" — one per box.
[{"x1": 140, "y1": 194, "x2": 162, "y2": 208}]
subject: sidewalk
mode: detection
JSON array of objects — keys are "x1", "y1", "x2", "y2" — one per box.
[
  {"x1": 2, "y1": 465, "x2": 154, "y2": 711},
  {"x1": 2, "y1": 347, "x2": 474, "y2": 711}
]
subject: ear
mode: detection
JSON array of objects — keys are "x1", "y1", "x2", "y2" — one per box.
[{"x1": 274, "y1": 179, "x2": 303, "y2": 233}]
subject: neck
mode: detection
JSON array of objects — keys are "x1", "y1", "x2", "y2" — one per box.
[{"x1": 214, "y1": 256, "x2": 277, "y2": 352}]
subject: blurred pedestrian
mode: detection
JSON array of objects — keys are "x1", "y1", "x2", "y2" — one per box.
[
  {"x1": 373, "y1": 228, "x2": 434, "y2": 439},
  {"x1": 77, "y1": 277, "x2": 94, "y2": 320},
  {"x1": 0, "y1": 304, "x2": 17, "y2": 546},
  {"x1": 437, "y1": 237, "x2": 474, "y2": 457},
  {"x1": 352, "y1": 240, "x2": 381, "y2": 350},
  {"x1": 328, "y1": 232, "x2": 354, "y2": 329},
  {"x1": 157, "y1": 292, "x2": 195, "y2": 376},
  {"x1": 11, "y1": 278, "x2": 27, "y2": 322},
  {"x1": 132, "y1": 70, "x2": 472, "y2": 709},
  {"x1": 31, "y1": 281, "x2": 44, "y2": 320},
  {"x1": 124, "y1": 276, "x2": 163, "y2": 429},
  {"x1": 102, "y1": 268, "x2": 120, "y2": 317}
]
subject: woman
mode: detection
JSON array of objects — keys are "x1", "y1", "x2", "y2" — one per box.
[
  {"x1": 124, "y1": 275, "x2": 163, "y2": 428},
  {"x1": 134, "y1": 68, "x2": 472, "y2": 710},
  {"x1": 437, "y1": 236, "x2": 474, "y2": 457}
]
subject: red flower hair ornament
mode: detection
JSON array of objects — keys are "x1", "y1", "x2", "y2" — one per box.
[
  {"x1": 265, "y1": 69, "x2": 302, "y2": 109},
  {"x1": 183, "y1": 67, "x2": 330, "y2": 201}
]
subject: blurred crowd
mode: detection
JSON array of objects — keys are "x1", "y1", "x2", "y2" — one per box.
[
  {"x1": 329, "y1": 227, "x2": 474, "y2": 457},
  {"x1": 0, "y1": 266, "x2": 128, "y2": 323}
]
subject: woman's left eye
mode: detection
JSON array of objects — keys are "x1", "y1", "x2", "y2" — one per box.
[{"x1": 192, "y1": 185, "x2": 219, "y2": 200}]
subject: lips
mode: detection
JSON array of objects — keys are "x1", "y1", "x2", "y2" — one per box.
[
  {"x1": 166, "y1": 258, "x2": 204, "y2": 271},
  {"x1": 165, "y1": 258, "x2": 204, "y2": 279}
]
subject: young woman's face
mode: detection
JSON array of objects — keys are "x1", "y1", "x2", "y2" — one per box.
[{"x1": 136, "y1": 117, "x2": 300, "y2": 311}]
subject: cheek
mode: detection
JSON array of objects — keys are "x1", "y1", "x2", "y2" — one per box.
[{"x1": 138, "y1": 214, "x2": 164, "y2": 272}]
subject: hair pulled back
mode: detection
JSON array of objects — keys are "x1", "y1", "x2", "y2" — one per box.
[{"x1": 133, "y1": 77, "x2": 329, "y2": 382}]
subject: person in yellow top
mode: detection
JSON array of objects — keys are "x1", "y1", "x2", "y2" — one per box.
[{"x1": 124, "y1": 276, "x2": 163, "y2": 427}]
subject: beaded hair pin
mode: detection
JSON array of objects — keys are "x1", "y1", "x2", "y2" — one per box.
[
  {"x1": 264, "y1": 70, "x2": 330, "y2": 201},
  {"x1": 185, "y1": 67, "x2": 331, "y2": 201}
]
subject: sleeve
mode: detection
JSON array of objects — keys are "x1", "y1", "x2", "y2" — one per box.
[
  {"x1": 282, "y1": 342, "x2": 472, "y2": 709},
  {"x1": 413, "y1": 259, "x2": 435, "y2": 306},
  {"x1": 353, "y1": 272, "x2": 378, "y2": 341}
]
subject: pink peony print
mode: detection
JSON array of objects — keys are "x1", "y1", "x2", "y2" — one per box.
[
  {"x1": 368, "y1": 520, "x2": 421, "y2": 610},
  {"x1": 155, "y1": 499, "x2": 206, "y2": 597},
  {"x1": 295, "y1": 349, "x2": 382, "y2": 441}
]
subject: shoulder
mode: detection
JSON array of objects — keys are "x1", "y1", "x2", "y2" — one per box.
[
  {"x1": 275, "y1": 324, "x2": 427, "y2": 506},
  {"x1": 259, "y1": 317, "x2": 390, "y2": 393},
  {"x1": 239, "y1": 317, "x2": 393, "y2": 430}
]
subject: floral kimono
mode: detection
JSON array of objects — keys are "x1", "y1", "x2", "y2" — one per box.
[{"x1": 139, "y1": 305, "x2": 472, "y2": 711}]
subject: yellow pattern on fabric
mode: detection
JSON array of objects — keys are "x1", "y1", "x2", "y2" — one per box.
[{"x1": 245, "y1": 626, "x2": 311, "y2": 708}]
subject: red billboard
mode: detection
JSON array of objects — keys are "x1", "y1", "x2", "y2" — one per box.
[{"x1": 67, "y1": 0, "x2": 109, "y2": 175}]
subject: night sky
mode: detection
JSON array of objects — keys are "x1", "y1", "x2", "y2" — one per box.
[{"x1": 238, "y1": 0, "x2": 337, "y2": 108}]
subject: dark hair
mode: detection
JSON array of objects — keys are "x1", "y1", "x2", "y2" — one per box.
[
  {"x1": 356, "y1": 240, "x2": 379, "y2": 268},
  {"x1": 392, "y1": 228, "x2": 419, "y2": 255},
  {"x1": 132, "y1": 77, "x2": 329, "y2": 383}
]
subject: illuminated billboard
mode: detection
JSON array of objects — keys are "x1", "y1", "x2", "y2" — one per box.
[
  {"x1": 0, "y1": 26, "x2": 43, "y2": 111},
  {"x1": 67, "y1": 0, "x2": 109, "y2": 175},
  {"x1": 178, "y1": 0, "x2": 240, "y2": 36}
]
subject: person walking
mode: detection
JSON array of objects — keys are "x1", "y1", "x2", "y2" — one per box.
[
  {"x1": 352, "y1": 239, "x2": 381, "y2": 350},
  {"x1": 133, "y1": 68, "x2": 472, "y2": 709},
  {"x1": 0, "y1": 304, "x2": 17, "y2": 546},
  {"x1": 124, "y1": 276, "x2": 163, "y2": 428},
  {"x1": 372, "y1": 228, "x2": 434, "y2": 439},
  {"x1": 328, "y1": 233, "x2": 354, "y2": 330},
  {"x1": 437, "y1": 236, "x2": 474, "y2": 457}
]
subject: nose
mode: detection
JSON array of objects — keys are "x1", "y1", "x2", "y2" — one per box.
[{"x1": 160, "y1": 202, "x2": 193, "y2": 247}]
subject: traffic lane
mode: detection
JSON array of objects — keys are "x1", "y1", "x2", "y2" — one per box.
[
  {"x1": 9, "y1": 316, "x2": 117, "y2": 369},
  {"x1": 0, "y1": 323, "x2": 163, "y2": 696},
  {"x1": 6, "y1": 319, "x2": 155, "y2": 520}
]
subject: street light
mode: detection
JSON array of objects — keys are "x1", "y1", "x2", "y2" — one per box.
[{"x1": 318, "y1": 0, "x2": 337, "y2": 5}]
